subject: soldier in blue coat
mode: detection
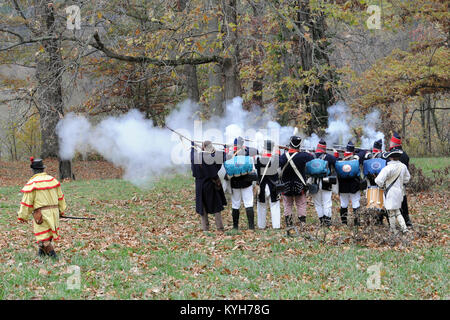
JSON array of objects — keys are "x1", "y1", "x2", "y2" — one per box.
[
  {"x1": 279, "y1": 136, "x2": 314, "y2": 227},
  {"x1": 311, "y1": 139, "x2": 338, "y2": 226},
  {"x1": 337, "y1": 141, "x2": 363, "y2": 226},
  {"x1": 228, "y1": 137, "x2": 258, "y2": 230}
]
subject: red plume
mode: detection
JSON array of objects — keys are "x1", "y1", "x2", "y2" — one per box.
[{"x1": 30, "y1": 157, "x2": 34, "y2": 163}]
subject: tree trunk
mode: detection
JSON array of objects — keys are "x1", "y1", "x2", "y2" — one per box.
[
  {"x1": 185, "y1": 63, "x2": 200, "y2": 102},
  {"x1": 222, "y1": 0, "x2": 241, "y2": 103},
  {"x1": 34, "y1": 1, "x2": 72, "y2": 179},
  {"x1": 296, "y1": 0, "x2": 336, "y2": 134},
  {"x1": 59, "y1": 159, "x2": 75, "y2": 180},
  {"x1": 250, "y1": 2, "x2": 264, "y2": 107},
  {"x1": 401, "y1": 103, "x2": 406, "y2": 142},
  {"x1": 206, "y1": 0, "x2": 224, "y2": 116}
]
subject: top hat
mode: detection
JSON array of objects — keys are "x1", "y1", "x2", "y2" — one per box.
[{"x1": 30, "y1": 157, "x2": 46, "y2": 170}]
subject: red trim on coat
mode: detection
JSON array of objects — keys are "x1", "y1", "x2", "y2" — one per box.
[
  {"x1": 25, "y1": 178, "x2": 55, "y2": 186},
  {"x1": 34, "y1": 227, "x2": 60, "y2": 236},
  {"x1": 58, "y1": 194, "x2": 64, "y2": 201},
  {"x1": 18, "y1": 218, "x2": 26, "y2": 222},
  {"x1": 21, "y1": 202, "x2": 33, "y2": 208},
  {"x1": 36, "y1": 235, "x2": 60, "y2": 243},
  {"x1": 372, "y1": 148, "x2": 381, "y2": 153},
  {"x1": 21, "y1": 183, "x2": 61, "y2": 193},
  {"x1": 288, "y1": 149, "x2": 298, "y2": 153},
  {"x1": 344, "y1": 152, "x2": 353, "y2": 157}
]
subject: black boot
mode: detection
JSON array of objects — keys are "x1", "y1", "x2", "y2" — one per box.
[
  {"x1": 47, "y1": 250, "x2": 58, "y2": 260},
  {"x1": 38, "y1": 248, "x2": 46, "y2": 257},
  {"x1": 232, "y1": 209, "x2": 240, "y2": 230},
  {"x1": 375, "y1": 212, "x2": 384, "y2": 225},
  {"x1": 298, "y1": 216, "x2": 306, "y2": 224},
  {"x1": 353, "y1": 207, "x2": 360, "y2": 226},
  {"x1": 246, "y1": 207, "x2": 255, "y2": 230},
  {"x1": 340, "y1": 207, "x2": 348, "y2": 225},
  {"x1": 324, "y1": 216, "x2": 332, "y2": 227},
  {"x1": 402, "y1": 211, "x2": 413, "y2": 228},
  {"x1": 285, "y1": 215, "x2": 293, "y2": 227},
  {"x1": 319, "y1": 217, "x2": 324, "y2": 226}
]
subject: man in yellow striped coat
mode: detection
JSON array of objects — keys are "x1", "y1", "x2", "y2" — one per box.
[{"x1": 18, "y1": 158, "x2": 67, "y2": 258}]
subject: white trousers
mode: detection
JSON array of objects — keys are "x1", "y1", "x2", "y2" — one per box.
[
  {"x1": 339, "y1": 192, "x2": 361, "y2": 209},
  {"x1": 257, "y1": 185, "x2": 281, "y2": 229},
  {"x1": 388, "y1": 209, "x2": 407, "y2": 233},
  {"x1": 231, "y1": 186, "x2": 254, "y2": 209},
  {"x1": 312, "y1": 189, "x2": 333, "y2": 218}
]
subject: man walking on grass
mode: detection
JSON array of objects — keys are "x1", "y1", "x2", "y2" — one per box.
[{"x1": 18, "y1": 158, "x2": 67, "y2": 259}]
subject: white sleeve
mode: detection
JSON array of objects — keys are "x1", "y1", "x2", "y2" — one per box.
[
  {"x1": 375, "y1": 167, "x2": 388, "y2": 188},
  {"x1": 403, "y1": 166, "x2": 411, "y2": 184}
]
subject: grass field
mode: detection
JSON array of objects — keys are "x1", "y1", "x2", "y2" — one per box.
[
  {"x1": 410, "y1": 157, "x2": 450, "y2": 176},
  {"x1": 0, "y1": 159, "x2": 448, "y2": 300}
]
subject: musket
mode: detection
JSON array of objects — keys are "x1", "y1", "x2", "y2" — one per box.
[
  {"x1": 60, "y1": 216, "x2": 96, "y2": 220},
  {"x1": 165, "y1": 125, "x2": 228, "y2": 148}
]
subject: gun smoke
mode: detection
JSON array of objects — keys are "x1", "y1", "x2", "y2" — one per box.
[
  {"x1": 56, "y1": 98, "x2": 384, "y2": 188},
  {"x1": 56, "y1": 97, "x2": 293, "y2": 188}
]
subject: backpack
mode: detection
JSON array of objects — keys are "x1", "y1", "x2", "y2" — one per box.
[
  {"x1": 363, "y1": 158, "x2": 386, "y2": 177},
  {"x1": 305, "y1": 154, "x2": 330, "y2": 178},
  {"x1": 335, "y1": 159, "x2": 360, "y2": 178},
  {"x1": 224, "y1": 155, "x2": 253, "y2": 177}
]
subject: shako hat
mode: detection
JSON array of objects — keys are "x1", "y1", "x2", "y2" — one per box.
[{"x1": 289, "y1": 136, "x2": 302, "y2": 149}]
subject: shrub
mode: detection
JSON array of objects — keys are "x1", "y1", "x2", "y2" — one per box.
[{"x1": 407, "y1": 164, "x2": 450, "y2": 193}]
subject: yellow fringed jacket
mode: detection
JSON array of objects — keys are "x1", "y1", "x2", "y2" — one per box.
[{"x1": 18, "y1": 173, "x2": 67, "y2": 243}]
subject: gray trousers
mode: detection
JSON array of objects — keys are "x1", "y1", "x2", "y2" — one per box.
[{"x1": 201, "y1": 210, "x2": 224, "y2": 231}]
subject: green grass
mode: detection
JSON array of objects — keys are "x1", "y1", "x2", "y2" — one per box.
[
  {"x1": 410, "y1": 157, "x2": 450, "y2": 177},
  {"x1": 0, "y1": 162, "x2": 448, "y2": 300}
]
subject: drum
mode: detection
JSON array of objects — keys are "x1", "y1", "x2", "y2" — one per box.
[{"x1": 366, "y1": 187, "x2": 384, "y2": 209}]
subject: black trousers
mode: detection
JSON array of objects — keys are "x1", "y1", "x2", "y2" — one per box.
[{"x1": 400, "y1": 195, "x2": 411, "y2": 225}]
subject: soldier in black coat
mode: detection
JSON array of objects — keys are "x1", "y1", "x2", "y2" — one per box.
[
  {"x1": 337, "y1": 141, "x2": 364, "y2": 226},
  {"x1": 191, "y1": 141, "x2": 227, "y2": 232},
  {"x1": 255, "y1": 140, "x2": 281, "y2": 229},
  {"x1": 385, "y1": 132, "x2": 412, "y2": 227},
  {"x1": 228, "y1": 137, "x2": 258, "y2": 230},
  {"x1": 279, "y1": 136, "x2": 314, "y2": 227}
]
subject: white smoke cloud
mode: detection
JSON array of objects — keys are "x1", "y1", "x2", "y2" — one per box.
[
  {"x1": 57, "y1": 98, "x2": 384, "y2": 188},
  {"x1": 361, "y1": 110, "x2": 385, "y2": 150},
  {"x1": 299, "y1": 101, "x2": 385, "y2": 152},
  {"x1": 56, "y1": 97, "x2": 294, "y2": 188}
]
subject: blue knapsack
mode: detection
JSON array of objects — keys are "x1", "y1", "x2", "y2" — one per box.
[
  {"x1": 335, "y1": 159, "x2": 360, "y2": 178},
  {"x1": 224, "y1": 155, "x2": 253, "y2": 177},
  {"x1": 363, "y1": 158, "x2": 386, "y2": 176},
  {"x1": 306, "y1": 154, "x2": 330, "y2": 178}
]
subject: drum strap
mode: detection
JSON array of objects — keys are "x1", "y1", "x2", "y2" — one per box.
[
  {"x1": 384, "y1": 167, "x2": 402, "y2": 197},
  {"x1": 282, "y1": 153, "x2": 307, "y2": 186}
]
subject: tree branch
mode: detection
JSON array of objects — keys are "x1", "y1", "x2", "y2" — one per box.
[{"x1": 91, "y1": 32, "x2": 223, "y2": 66}]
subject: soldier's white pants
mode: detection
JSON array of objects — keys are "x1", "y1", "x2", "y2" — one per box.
[
  {"x1": 339, "y1": 192, "x2": 361, "y2": 209},
  {"x1": 231, "y1": 186, "x2": 254, "y2": 209},
  {"x1": 312, "y1": 189, "x2": 333, "y2": 218},
  {"x1": 257, "y1": 185, "x2": 280, "y2": 229}
]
